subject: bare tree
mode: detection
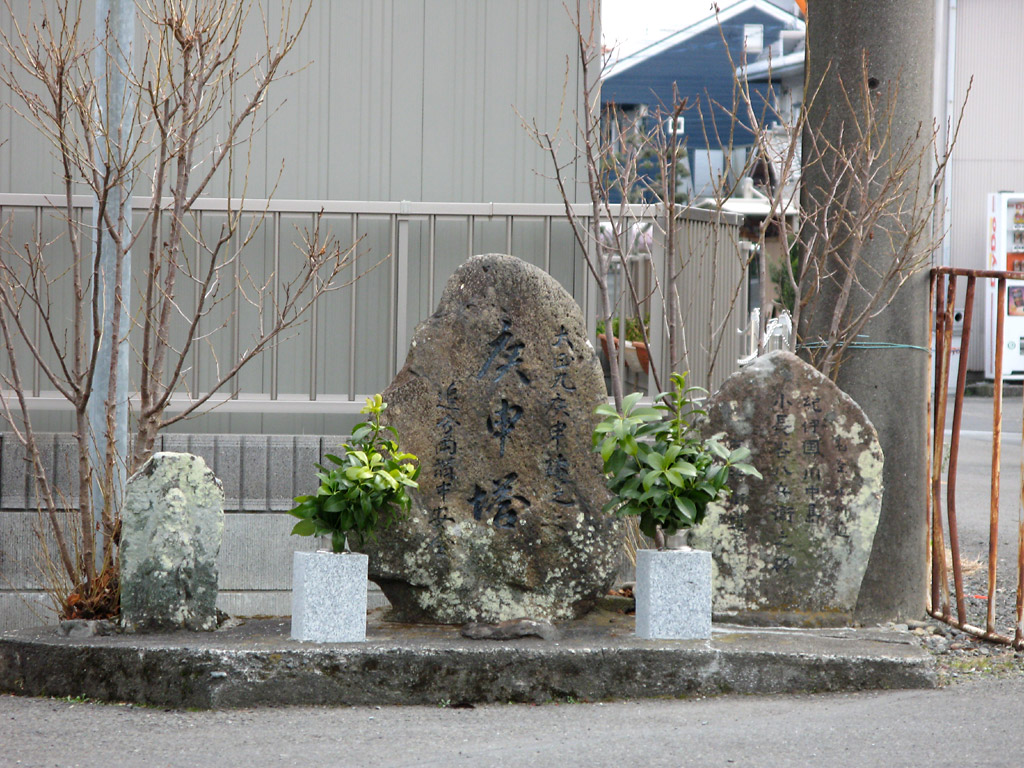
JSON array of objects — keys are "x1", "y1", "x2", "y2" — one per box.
[
  {"x1": 0, "y1": 0, "x2": 367, "y2": 618},
  {"x1": 521, "y1": 1, "x2": 758, "y2": 411},
  {"x1": 725, "y1": 43, "x2": 967, "y2": 379},
  {"x1": 519, "y1": 0, "x2": 674, "y2": 411},
  {"x1": 796, "y1": 56, "x2": 966, "y2": 378}
]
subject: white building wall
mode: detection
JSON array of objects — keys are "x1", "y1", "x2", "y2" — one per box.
[{"x1": 948, "y1": 0, "x2": 1024, "y2": 371}]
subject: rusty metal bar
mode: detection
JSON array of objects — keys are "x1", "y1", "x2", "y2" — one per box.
[
  {"x1": 931, "y1": 270, "x2": 951, "y2": 619},
  {"x1": 934, "y1": 619, "x2": 1014, "y2": 646},
  {"x1": 933, "y1": 266, "x2": 1024, "y2": 279},
  {"x1": 927, "y1": 267, "x2": 1024, "y2": 648},
  {"x1": 926, "y1": 270, "x2": 936, "y2": 615},
  {"x1": 942, "y1": 274, "x2": 967, "y2": 624},
  {"x1": 1018, "y1": 293, "x2": 1024, "y2": 648},
  {"x1": 990, "y1": 277, "x2": 1006, "y2": 630},
  {"x1": 1017, "y1": 506, "x2": 1024, "y2": 648},
  {"x1": 952, "y1": 275, "x2": 978, "y2": 624},
  {"x1": 969, "y1": 276, "x2": 997, "y2": 632}
]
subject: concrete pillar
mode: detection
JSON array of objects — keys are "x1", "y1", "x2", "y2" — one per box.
[{"x1": 801, "y1": 0, "x2": 936, "y2": 621}]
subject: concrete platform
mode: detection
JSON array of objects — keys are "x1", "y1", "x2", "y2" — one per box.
[{"x1": 0, "y1": 609, "x2": 936, "y2": 709}]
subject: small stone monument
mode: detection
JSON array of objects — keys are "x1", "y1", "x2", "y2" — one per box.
[
  {"x1": 358, "y1": 254, "x2": 619, "y2": 624},
  {"x1": 120, "y1": 452, "x2": 225, "y2": 632},
  {"x1": 689, "y1": 351, "x2": 883, "y2": 624}
]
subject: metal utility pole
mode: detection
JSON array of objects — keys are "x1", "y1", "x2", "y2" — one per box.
[
  {"x1": 87, "y1": 0, "x2": 134, "y2": 571},
  {"x1": 802, "y1": 0, "x2": 936, "y2": 621}
]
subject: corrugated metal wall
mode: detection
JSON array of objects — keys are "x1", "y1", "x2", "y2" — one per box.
[
  {"x1": 0, "y1": 0, "x2": 590, "y2": 437},
  {"x1": 674, "y1": 214, "x2": 748, "y2": 393},
  {"x1": 949, "y1": 0, "x2": 1024, "y2": 370},
  {"x1": 0, "y1": 0, "x2": 584, "y2": 204}
]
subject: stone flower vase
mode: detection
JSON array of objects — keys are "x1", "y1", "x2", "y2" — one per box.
[
  {"x1": 634, "y1": 544, "x2": 712, "y2": 640},
  {"x1": 291, "y1": 550, "x2": 368, "y2": 642}
]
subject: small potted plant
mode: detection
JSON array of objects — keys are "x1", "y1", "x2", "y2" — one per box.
[
  {"x1": 596, "y1": 316, "x2": 651, "y2": 374},
  {"x1": 288, "y1": 394, "x2": 419, "y2": 642},
  {"x1": 593, "y1": 372, "x2": 760, "y2": 639}
]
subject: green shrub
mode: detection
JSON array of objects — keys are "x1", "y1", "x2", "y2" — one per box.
[
  {"x1": 288, "y1": 395, "x2": 420, "y2": 553},
  {"x1": 593, "y1": 372, "x2": 760, "y2": 548}
]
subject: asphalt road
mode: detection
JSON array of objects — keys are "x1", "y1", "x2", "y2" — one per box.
[{"x1": 4, "y1": 676, "x2": 1024, "y2": 768}]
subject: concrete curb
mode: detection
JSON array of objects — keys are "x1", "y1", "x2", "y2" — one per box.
[
  {"x1": 0, "y1": 613, "x2": 937, "y2": 708},
  {"x1": 963, "y1": 382, "x2": 1023, "y2": 397}
]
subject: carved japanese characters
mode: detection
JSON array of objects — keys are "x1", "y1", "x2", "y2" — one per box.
[
  {"x1": 356, "y1": 254, "x2": 618, "y2": 624},
  {"x1": 690, "y1": 351, "x2": 884, "y2": 623}
]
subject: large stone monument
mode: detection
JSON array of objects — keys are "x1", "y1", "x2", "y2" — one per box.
[
  {"x1": 690, "y1": 351, "x2": 883, "y2": 624},
  {"x1": 120, "y1": 452, "x2": 225, "y2": 631},
  {"x1": 358, "y1": 254, "x2": 619, "y2": 623}
]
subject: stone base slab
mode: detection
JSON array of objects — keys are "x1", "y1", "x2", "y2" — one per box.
[{"x1": 0, "y1": 612, "x2": 936, "y2": 708}]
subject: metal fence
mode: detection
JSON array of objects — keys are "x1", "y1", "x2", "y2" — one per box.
[
  {"x1": 0, "y1": 193, "x2": 746, "y2": 421},
  {"x1": 930, "y1": 266, "x2": 1024, "y2": 647}
]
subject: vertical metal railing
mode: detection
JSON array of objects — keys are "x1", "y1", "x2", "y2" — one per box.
[
  {"x1": 930, "y1": 266, "x2": 1024, "y2": 648},
  {"x1": 0, "y1": 194, "x2": 742, "y2": 415}
]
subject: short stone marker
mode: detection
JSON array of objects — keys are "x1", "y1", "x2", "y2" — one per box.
[
  {"x1": 291, "y1": 551, "x2": 368, "y2": 642},
  {"x1": 634, "y1": 548, "x2": 712, "y2": 640},
  {"x1": 358, "y1": 253, "x2": 619, "y2": 624},
  {"x1": 689, "y1": 351, "x2": 883, "y2": 623},
  {"x1": 121, "y1": 452, "x2": 225, "y2": 632}
]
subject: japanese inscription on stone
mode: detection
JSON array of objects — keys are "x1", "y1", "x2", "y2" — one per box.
[
  {"x1": 432, "y1": 383, "x2": 460, "y2": 526},
  {"x1": 689, "y1": 351, "x2": 884, "y2": 620},
  {"x1": 356, "y1": 254, "x2": 619, "y2": 624}
]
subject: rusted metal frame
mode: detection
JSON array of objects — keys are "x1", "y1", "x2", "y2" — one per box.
[
  {"x1": 954, "y1": 278, "x2": 992, "y2": 631},
  {"x1": 930, "y1": 270, "x2": 952, "y2": 620},
  {"x1": 1017, "y1": 479, "x2": 1024, "y2": 647},
  {"x1": 957, "y1": 276, "x2": 996, "y2": 633},
  {"x1": 990, "y1": 276, "x2": 1006, "y2": 632},
  {"x1": 942, "y1": 274, "x2": 969, "y2": 624},
  {"x1": 1017, "y1": 273, "x2": 1024, "y2": 648},
  {"x1": 929, "y1": 269, "x2": 1024, "y2": 648},
  {"x1": 940, "y1": 620, "x2": 1014, "y2": 646},
  {"x1": 934, "y1": 266, "x2": 1024, "y2": 279},
  {"x1": 926, "y1": 270, "x2": 936, "y2": 615}
]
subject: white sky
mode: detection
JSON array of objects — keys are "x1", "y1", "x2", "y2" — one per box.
[{"x1": 602, "y1": 0, "x2": 745, "y2": 57}]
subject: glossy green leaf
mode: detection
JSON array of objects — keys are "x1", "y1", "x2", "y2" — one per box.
[
  {"x1": 290, "y1": 518, "x2": 317, "y2": 537},
  {"x1": 733, "y1": 462, "x2": 762, "y2": 478}
]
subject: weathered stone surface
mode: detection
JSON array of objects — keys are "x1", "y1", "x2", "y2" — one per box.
[
  {"x1": 358, "y1": 253, "x2": 619, "y2": 623},
  {"x1": 56, "y1": 620, "x2": 116, "y2": 638},
  {"x1": 121, "y1": 452, "x2": 225, "y2": 632},
  {"x1": 461, "y1": 618, "x2": 561, "y2": 641},
  {"x1": 0, "y1": 617, "x2": 937, "y2": 709},
  {"x1": 690, "y1": 351, "x2": 883, "y2": 622}
]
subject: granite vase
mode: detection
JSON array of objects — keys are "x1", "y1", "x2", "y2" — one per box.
[
  {"x1": 291, "y1": 550, "x2": 368, "y2": 642},
  {"x1": 634, "y1": 547, "x2": 711, "y2": 640}
]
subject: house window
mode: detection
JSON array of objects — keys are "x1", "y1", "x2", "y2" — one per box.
[
  {"x1": 743, "y1": 24, "x2": 764, "y2": 56},
  {"x1": 662, "y1": 116, "x2": 685, "y2": 137}
]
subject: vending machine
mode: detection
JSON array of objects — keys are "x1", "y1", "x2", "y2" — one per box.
[{"x1": 985, "y1": 192, "x2": 1024, "y2": 380}]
